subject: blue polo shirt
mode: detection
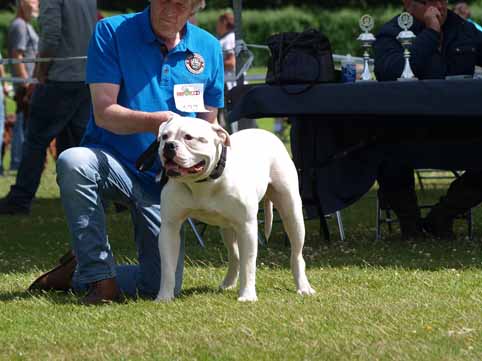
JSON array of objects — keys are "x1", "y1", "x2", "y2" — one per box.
[{"x1": 82, "y1": 7, "x2": 224, "y2": 184}]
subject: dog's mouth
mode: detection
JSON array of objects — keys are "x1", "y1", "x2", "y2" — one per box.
[{"x1": 164, "y1": 159, "x2": 206, "y2": 177}]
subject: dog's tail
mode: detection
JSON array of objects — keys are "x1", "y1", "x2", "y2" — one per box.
[{"x1": 263, "y1": 198, "x2": 273, "y2": 241}]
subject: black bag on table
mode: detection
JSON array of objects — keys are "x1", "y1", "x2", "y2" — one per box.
[{"x1": 266, "y1": 28, "x2": 335, "y2": 94}]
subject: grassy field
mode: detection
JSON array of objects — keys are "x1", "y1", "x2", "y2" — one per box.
[{"x1": 1, "y1": 147, "x2": 482, "y2": 360}]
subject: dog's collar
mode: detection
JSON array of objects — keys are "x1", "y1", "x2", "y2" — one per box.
[{"x1": 195, "y1": 144, "x2": 227, "y2": 183}]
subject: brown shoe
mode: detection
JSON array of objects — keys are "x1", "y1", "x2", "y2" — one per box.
[
  {"x1": 28, "y1": 250, "x2": 76, "y2": 292},
  {"x1": 80, "y1": 278, "x2": 124, "y2": 305}
]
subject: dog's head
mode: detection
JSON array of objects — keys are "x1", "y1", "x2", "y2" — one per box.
[{"x1": 158, "y1": 116, "x2": 230, "y2": 182}]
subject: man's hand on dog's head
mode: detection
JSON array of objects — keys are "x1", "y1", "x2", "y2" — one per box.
[{"x1": 150, "y1": 111, "x2": 178, "y2": 134}]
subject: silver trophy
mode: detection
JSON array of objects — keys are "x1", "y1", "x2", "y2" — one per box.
[
  {"x1": 357, "y1": 14, "x2": 376, "y2": 81},
  {"x1": 397, "y1": 12, "x2": 417, "y2": 81}
]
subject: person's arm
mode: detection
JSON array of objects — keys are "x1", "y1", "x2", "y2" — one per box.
[
  {"x1": 197, "y1": 106, "x2": 219, "y2": 124},
  {"x1": 9, "y1": 22, "x2": 30, "y2": 82},
  {"x1": 374, "y1": 24, "x2": 440, "y2": 81},
  {"x1": 35, "y1": 0, "x2": 62, "y2": 83},
  {"x1": 224, "y1": 52, "x2": 235, "y2": 72},
  {"x1": 90, "y1": 82, "x2": 177, "y2": 135},
  {"x1": 374, "y1": 7, "x2": 447, "y2": 81},
  {"x1": 11, "y1": 49, "x2": 29, "y2": 80}
]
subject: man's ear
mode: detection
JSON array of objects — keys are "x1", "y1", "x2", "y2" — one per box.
[{"x1": 211, "y1": 124, "x2": 231, "y2": 146}]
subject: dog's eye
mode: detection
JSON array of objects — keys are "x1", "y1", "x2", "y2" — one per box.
[
  {"x1": 184, "y1": 134, "x2": 193, "y2": 141},
  {"x1": 161, "y1": 134, "x2": 168, "y2": 140}
]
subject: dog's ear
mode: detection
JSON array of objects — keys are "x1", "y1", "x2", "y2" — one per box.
[
  {"x1": 157, "y1": 121, "x2": 168, "y2": 141},
  {"x1": 211, "y1": 123, "x2": 231, "y2": 147}
]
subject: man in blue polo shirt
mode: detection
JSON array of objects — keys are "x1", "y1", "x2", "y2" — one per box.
[{"x1": 28, "y1": 0, "x2": 225, "y2": 305}]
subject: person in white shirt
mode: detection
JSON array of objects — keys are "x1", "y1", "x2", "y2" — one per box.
[{"x1": 216, "y1": 11, "x2": 236, "y2": 90}]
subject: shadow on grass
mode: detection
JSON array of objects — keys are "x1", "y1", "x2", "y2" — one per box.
[
  {"x1": 179, "y1": 285, "x2": 220, "y2": 298},
  {"x1": 0, "y1": 289, "x2": 78, "y2": 304},
  {"x1": 1, "y1": 199, "x2": 482, "y2": 276}
]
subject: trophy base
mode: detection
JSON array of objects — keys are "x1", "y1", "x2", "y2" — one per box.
[
  {"x1": 397, "y1": 76, "x2": 418, "y2": 81},
  {"x1": 356, "y1": 79, "x2": 377, "y2": 83}
]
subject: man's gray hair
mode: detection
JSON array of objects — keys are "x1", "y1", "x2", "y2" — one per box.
[{"x1": 148, "y1": 0, "x2": 206, "y2": 13}]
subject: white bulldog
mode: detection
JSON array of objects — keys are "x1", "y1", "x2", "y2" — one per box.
[{"x1": 155, "y1": 116, "x2": 315, "y2": 302}]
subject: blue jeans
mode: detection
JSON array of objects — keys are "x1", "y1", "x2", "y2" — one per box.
[
  {"x1": 10, "y1": 111, "x2": 24, "y2": 171},
  {"x1": 56, "y1": 147, "x2": 184, "y2": 299},
  {"x1": 8, "y1": 82, "x2": 91, "y2": 209}
]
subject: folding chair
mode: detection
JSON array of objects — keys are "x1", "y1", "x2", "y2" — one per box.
[{"x1": 415, "y1": 169, "x2": 460, "y2": 191}]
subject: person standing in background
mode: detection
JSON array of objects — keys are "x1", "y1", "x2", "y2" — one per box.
[
  {"x1": 216, "y1": 10, "x2": 256, "y2": 132},
  {"x1": 7, "y1": 0, "x2": 39, "y2": 172},
  {"x1": 216, "y1": 11, "x2": 236, "y2": 91},
  {"x1": 0, "y1": 0, "x2": 97, "y2": 215},
  {"x1": 215, "y1": 11, "x2": 235, "y2": 128}
]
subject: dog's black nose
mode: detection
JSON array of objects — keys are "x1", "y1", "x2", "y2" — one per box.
[{"x1": 164, "y1": 142, "x2": 177, "y2": 160}]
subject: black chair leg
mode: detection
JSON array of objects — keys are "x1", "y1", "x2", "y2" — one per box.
[{"x1": 320, "y1": 216, "x2": 331, "y2": 243}]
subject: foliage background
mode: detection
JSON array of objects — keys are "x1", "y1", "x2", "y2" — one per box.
[
  {"x1": 0, "y1": 1, "x2": 481, "y2": 65},
  {"x1": 0, "y1": 0, "x2": 411, "y2": 11}
]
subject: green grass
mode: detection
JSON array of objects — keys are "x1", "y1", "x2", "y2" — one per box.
[{"x1": 1, "y1": 150, "x2": 482, "y2": 360}]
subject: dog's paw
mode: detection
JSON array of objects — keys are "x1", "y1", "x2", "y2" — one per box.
[
  {"x1": 237, "y1": 295, "x2": 258, "y2": 302},
  {"x1": 155, "y1": 292, "x2": 175, "y2": 303},
  {"x1": 219, "y1": 282, "x2": 237, "y2": 291},
  {"x1": 238, "y1": 288, "x2": 258, "y2": 302},
  {"x1": 219, "y1": 277, "x2": 238, "y2": 291},
  {"x1": 297, "y1": 285, "x2": 316, "y2": 296}
]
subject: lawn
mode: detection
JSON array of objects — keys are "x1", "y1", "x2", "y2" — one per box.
[{"x1": 1, "y1": 146, "x2": 482, "y2": 360}]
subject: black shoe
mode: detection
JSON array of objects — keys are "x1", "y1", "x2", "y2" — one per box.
[
  {"x1": 422, "y1": 216, "x2": 455, "y2": 240},
  {"x1": 399, "y1": 219, "x2": 424, "y2": 241},
  {"x1": 0, "y1": 197, "x2": 30, "y2": 215}
]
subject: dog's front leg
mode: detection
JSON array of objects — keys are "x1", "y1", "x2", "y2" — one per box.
[
  {"x1": 220, "y1": 228, "x2": 239, "y2": 290},
  {"x1": 156, "y1": 221, "x2": 182, "y2": 302},
  {"x1": 237, "y1": 221, "x2": 258, "y2": 302}
]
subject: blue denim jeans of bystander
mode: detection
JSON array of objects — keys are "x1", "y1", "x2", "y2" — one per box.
[{"x1": 10, "y1": 111, "x2": 24, "y2": 171}]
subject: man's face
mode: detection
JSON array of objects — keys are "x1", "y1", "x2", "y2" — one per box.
[
  {"x1": 404, "y1": 0, "x2": 448, "y2": 25},
  {"x1": 150, "y1": 0, "x2": 194, "y2": 40}
]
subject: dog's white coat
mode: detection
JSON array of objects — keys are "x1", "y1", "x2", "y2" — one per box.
[{"x1": 156, "y1": 117, "x2": 315, "y2": 302}]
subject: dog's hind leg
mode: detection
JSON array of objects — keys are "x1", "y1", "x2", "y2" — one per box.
[
  {"x1": 220, "y1": 227, "x2": 239, "y2": 290},
  {"x1": 268, "y1": 186, "x2": 315, "y2": 296}
]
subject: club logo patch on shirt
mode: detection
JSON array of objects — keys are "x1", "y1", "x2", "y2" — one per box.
[{"x1": 185, "y1": 53, "x2": 205, "y2": 74}]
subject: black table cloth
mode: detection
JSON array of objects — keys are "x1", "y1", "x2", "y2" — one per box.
[{"x1": 227, "y1": 79, "x2": 482, "y2": 214}]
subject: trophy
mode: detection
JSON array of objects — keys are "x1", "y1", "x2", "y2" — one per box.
[
  {"x1": 357, "y1": 14, "x2": 376, "y2": 81},
  {"x1": 397, "y1": 12, "x2": 417, "y2": 81}
]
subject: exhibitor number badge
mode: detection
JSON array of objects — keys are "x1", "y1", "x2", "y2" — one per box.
[{"x1": 185, "y1": 53, "x2": 205, "y2": 74}]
